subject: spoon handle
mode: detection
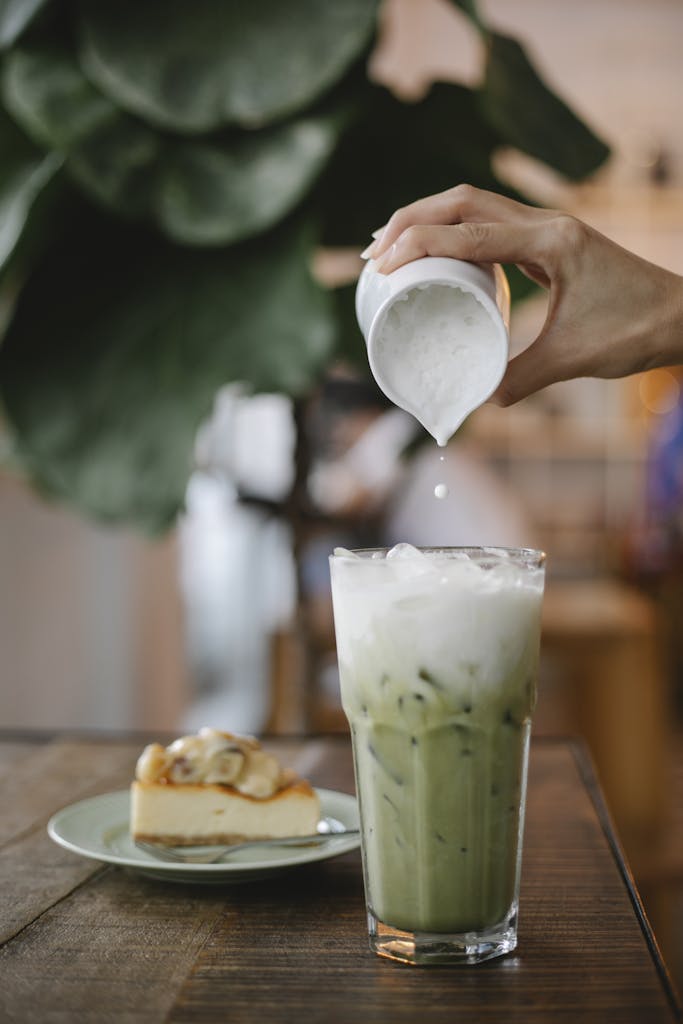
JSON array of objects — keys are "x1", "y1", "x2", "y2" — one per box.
[{"x1": 136, "y1": 829, "x2": 360, "y2": 864}]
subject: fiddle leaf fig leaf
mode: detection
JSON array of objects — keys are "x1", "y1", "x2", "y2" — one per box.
[
  {"x1": 67, "y1": 120, "x2": 160, "y2": 216},
  {"x1": 0, "y1": 211, "x2": 334, "y2": 530},
  {"x1": 0, "y1": 105, "x2": 61, "y2": 271},
  {"x1": 2, "y1": 40, "x2": 346, "y2": 243},
  {"x1": 3, "y1": 42, "x2": 115, "y2": 147},
  {"x1": 0, "y1": 0, "x2": 50, "y2": 49},
  {"x1": 73, "y1": 113, "x2": 344, "y2": 245},
  {"x1": 0, "y1": 148, "x2": 60, "y2": 272},
  {"x1": 481, "y1": 33, "x2": 610, "y2": 179},
  {"x1": 78, "y1": 0, "x2": 379, "y2": 132},
  {"x1": 318, "y1": 82, "x2": 503, "y2": 246},
  {"x1": 153, "y1": 113, "x2": 345, "y2": 247},
  {"x1": 2, "y1": 42, "x2": 160, "y2": 215}
]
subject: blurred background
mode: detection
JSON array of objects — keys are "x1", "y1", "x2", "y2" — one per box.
[{"x1": 1, "y1": 0, "x2": 683, "y2": 990}]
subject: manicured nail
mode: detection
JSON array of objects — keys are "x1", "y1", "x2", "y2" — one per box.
[
  {"x1": 371, "y1": 226, "x2": 386, "y2": 239},
  {"x1": 360, "y1": 243, "x2": 375, "y2": 260}
]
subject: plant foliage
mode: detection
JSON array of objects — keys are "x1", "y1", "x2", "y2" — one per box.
[{"x1": 0, "y1": 0, "x2": 609, "y2": 531}]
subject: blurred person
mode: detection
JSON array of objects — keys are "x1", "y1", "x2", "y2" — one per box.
[{"x1": 363, "y1": 185, "x2": 683, "y2": 404}]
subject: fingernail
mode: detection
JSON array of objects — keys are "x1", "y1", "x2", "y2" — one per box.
[
  {"x1": 371, "y1": 226, "x2": 386, "y2": 240},
  {"x1": 360, "y1": 243, "x2": 375, "y2": 260}
]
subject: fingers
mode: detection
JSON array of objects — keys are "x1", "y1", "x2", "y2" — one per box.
[
  {"x1": 367, "y1": 184, "x2": 549, "y2": 261},
  {"x1": 373, "y1": 221, "x2": 548, "y2": 276}
]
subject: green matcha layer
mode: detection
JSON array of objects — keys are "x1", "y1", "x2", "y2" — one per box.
[{"x1": 350, "y1": 709, "x2": 529, "y2": 933}]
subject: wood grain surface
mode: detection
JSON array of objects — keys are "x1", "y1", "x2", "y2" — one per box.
[{"x1": 0, "y1": 733, "x2": 679, "y2": 1024}]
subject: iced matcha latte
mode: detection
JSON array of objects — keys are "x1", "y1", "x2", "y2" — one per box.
[{"x1": 329, "y1": 545, "x2": 545, "y2": 965}]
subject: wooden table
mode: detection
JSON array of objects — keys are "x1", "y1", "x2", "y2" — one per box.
[{"x1": 0, "y1": 733, "x2": 679, "y2": 1023}]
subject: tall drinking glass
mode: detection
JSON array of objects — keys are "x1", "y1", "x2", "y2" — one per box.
[{"x1": 329, "y1": 545, "x2": 545, "y2": 965}]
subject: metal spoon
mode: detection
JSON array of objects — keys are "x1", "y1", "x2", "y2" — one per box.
[{"x1": 134, "y1": 817, "x2": 359, "y2": 864}]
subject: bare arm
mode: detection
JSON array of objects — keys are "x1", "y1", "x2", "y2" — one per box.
[{"x1": 364, "y1": 185, "x2": 683, "y2": 406}]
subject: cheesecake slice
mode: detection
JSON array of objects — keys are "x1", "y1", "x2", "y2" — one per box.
[{"x1": 131, "y1": 728, "x2": 320, "y2": 846}]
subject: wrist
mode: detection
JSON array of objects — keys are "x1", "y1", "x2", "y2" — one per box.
[{"x1": 655, "y1": 271, "x2": 683, "y2": 368}]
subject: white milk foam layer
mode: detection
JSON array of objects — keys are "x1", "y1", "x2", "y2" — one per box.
[
  {"x1": 331, "y1": 545, "x2": 544, "y2": 707},
  {"x1": 372, "y1": 284, "x2": 505, "y2": 445}
]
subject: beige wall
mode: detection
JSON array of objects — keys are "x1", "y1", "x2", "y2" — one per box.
[{"x1": 0, "y1": 472, "x2": 186, "y2": 731}]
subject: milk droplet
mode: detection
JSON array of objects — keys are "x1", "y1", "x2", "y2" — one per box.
[{"x1": 434, "y1": 483, "x2": 449, "y2": 500}]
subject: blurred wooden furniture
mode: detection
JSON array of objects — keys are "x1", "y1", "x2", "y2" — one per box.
[
  {"x1": 267, "y1": 625, "x2": 310, "y2": 734},
  {"x1": 0, "y1": 732, "x2": 679, "y2": 1022},
  {"x1": 541, "y1": 578, "x2": 670, "y2": 869}
]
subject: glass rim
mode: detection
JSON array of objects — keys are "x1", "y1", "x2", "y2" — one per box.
[{"x1": 329, "y1": 545, "x2": 546, "y2": 568}]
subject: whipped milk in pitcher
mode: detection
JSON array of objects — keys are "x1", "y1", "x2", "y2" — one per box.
[{"x1": 356, "y1": 257, "x2": 510, "y2": 447}]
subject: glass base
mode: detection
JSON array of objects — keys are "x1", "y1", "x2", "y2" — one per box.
[{"x1": 368, "y1": 907, "x2": 518, "y2": 966}]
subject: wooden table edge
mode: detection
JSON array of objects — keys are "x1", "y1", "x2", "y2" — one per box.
[{"x1": 568, "y1": 737, "x2": 682, "y2": 1021}]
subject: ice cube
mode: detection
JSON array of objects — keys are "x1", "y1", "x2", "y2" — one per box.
[
  {"x1": 333, "y1": 547, "x2": 360, "y2": 558},
  {"x1": 386, "y1": 542, "x2": 424, "y2": 560}
]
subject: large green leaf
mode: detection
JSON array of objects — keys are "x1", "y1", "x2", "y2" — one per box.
[
  {"x1": 0, "y1": 105, "x2": 61, "y2": 272},
  {"x1": 0, "y1": 209, "x2": 334, "y2": 530},
  {"x1": 317, "y1": 82, "x2": 504, "y2": 246},
  {"x1": 446, "y1": 2, "x2": 609, "y2": 179},
  {"x1": 480, "y1": 33, "x2": 610, "y2": 179},
  {"x1": 154, "y1": 115, "x2": 344, "y2": 247},
  {"x1": 3, "y1": 43, "x2": 116, "y2": 147},
  {"x1": 78, "y1": 0, "x2": 379, "y2": 132},
  {"x1": 2, "y1": 41, "x2": 346, "y2": 244},
  {"x1": 0, "y1": 0, "x2": 50, "y2": 49},
  {"x1": 2, "y1": 41, "x2": 159, "y2": 216},
  {"x1": 72, "y1": 113, "x2": 344, "y2": 245},
  {"x1": 66, "y1": 119, "x2": 160, "y2": 217}
]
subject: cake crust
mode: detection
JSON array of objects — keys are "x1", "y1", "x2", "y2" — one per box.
[{"x1": 130, "y1": 735, "x2": 320, "y2": 846}]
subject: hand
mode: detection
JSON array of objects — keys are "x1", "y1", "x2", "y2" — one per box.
[{"x1": 364, "y1": 185, "x2": 683, "y2": 406}]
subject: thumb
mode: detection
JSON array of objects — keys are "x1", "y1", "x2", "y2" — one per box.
[{"x1": 490, "y1": 330, "x2": 561, "y2": 406}]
